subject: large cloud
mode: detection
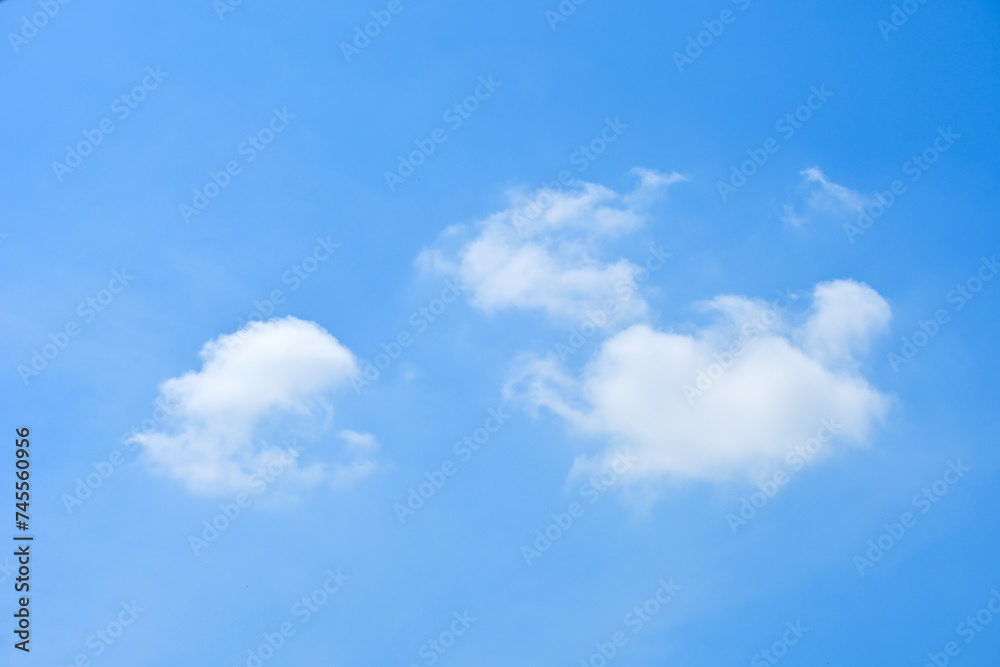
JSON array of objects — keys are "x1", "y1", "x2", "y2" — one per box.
[
  {"x1": 505, "y1": 280, "x2": 891, "y2": 481},
  {"x1": 133, "y1": 317, "x2": 378, "y2": 495},
  {"x1": 416, "y1": 168, "x2": 686, "y2": 323}
]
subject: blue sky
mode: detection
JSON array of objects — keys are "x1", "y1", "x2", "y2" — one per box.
[{"x1": 2, "y1": 0, "x2": 999, "y2": 665}]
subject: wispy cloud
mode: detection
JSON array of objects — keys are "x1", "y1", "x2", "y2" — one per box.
[{"x1": 782, "y1": 167, "x2": 872, "y2": 226}]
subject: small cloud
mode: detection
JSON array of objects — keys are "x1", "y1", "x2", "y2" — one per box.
[
  {"x1": 329, "y1": 429, "x2": 382, "y2": 487},
  {"x1": 801, "y1": 167, "x2": 870, "y2": 214},
  {"x1": 338, "y1": 429, "x2": 378, "y2": 453},
  {"x1": 399, "y1": 364, "x2": 419, "y2": 382},
  {"x1": 623, "y1": 168, "x2": 689, "y2": 207},
  {"x1": 782, "y1": 168, "x2": 872, "y2": 226},
  {"x1": 416, "y1": 168, "x2": 685, "y2": 324},
  {"x1": 780, "y1": 203, "x2": 807, "y2": 228},
  {"x1": 133, "y1": 317, "x2": 377, "y2": 496}
]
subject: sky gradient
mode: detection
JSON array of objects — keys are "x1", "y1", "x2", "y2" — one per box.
[{"x1": 2, "y1": 0, "x2": 999, "y2": 665}]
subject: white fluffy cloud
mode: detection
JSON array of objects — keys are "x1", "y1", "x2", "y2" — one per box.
[
  {"x1": 133, "y1": 317, "x2": 378, "y2": 495},
  {"x1": 417, "y1": 168, "x2": 686, "y2": 323},
  {"x1": 506, "y1": 280, "x2": 891, "y2": 481}
]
